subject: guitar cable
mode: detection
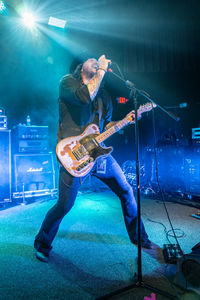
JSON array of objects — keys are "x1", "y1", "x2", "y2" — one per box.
[{"x1": 150, "y1": 103, "x2": 192, "y2": 292}]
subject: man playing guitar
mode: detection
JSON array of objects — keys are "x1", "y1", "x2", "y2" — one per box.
[{"x1": 34, "y1": 54, "x2": 153, "y2": 262}]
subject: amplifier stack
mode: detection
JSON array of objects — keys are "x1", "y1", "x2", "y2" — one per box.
[
  {"x1": 12, "y1": 125, "x2": 57, "y2": 201},
  {"x1": 0, "y1": 123, "x2": 57, "y2": 204}
]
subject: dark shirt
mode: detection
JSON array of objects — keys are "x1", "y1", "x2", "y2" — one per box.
[{"x1": 57, "y1": 74, "x2": 113, "y2": 141}]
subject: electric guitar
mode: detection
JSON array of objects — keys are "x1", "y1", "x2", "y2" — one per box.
[{"x1": 56, "y1": 102, "x2": 156, "y2": 177}]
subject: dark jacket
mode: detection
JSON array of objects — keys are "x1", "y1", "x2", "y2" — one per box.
[{"x1": 57, "y1": 74, "x2": 113, "y2": 141}]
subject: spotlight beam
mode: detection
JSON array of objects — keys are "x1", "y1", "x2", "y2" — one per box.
[
  {"x1": 21, "y1": 11, "x2": 36, "y2": 28},
  {"x1": 37, "y1": 23, "x2": 87, "y2": 56}
]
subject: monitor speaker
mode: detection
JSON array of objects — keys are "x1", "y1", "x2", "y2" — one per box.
[{"x1": 174, "y1": 242, "x2": 200, "y2": 292}]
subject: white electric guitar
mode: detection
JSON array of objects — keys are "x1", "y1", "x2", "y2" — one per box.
[{"x1": 56, "y1": 102, "x2": 156, "y2": 177}]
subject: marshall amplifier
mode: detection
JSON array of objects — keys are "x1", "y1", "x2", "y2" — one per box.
[
  {"x1": 17, "y1": 139, "x2": 48, "y2": 153},
  {"x1": 0, "y1": 130, "x2": 11, "y2": 203},
  {"x1": 13, "y1": 153, "x2": 57, "y2": 199},
  {"x1": 12, "y1": 125, "x2": 48, "y2": 153},
  {"x1": 16, "y1": 125, "x2": 48, "y2": 139}
]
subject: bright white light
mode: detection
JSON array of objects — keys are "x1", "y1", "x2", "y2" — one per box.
[
  {"x1": 48, "y1": 17, "x2": 66, "y2": 29},
  {"x1": 0, "y1": 1, "x2": 6, "y2": 12},
  {"x1": 21, "y1": 12, "x2": 36, "y2": 28}
]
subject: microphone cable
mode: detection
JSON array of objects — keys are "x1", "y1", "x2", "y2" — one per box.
[{"x1": 109, "y1": 61, "x2": 125, "y2": 80}]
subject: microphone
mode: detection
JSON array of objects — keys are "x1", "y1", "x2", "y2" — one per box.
[
  {"x1": 108, "y1": 61, "x2": 112, "y2": 67},
  {"x1": 107, "y1": 61, "x2": 113, "y2": 72},
  {"x1": 97, "y1": 61, "x2": 112, "y2": 72}
]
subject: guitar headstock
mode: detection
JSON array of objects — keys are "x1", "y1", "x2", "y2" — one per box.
[
  {"x1": 138, "y1": 102, "x2": 157, "y2": 114},
  {"x1": 126, "y1": 102, "x2": 156, "y2": 123}
]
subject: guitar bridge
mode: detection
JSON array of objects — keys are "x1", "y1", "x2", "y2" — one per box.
[{"x1": 72, "y1": 145, "x2": 88, "y2": 161}]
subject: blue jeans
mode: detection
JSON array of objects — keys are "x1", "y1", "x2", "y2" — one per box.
[{"x1": 34, "y1": 155, "x2": 149, "y2": 255}]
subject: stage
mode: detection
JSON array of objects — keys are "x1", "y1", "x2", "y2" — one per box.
[
  {"x1": 0, "y1": 189, "x2": 199, "y2": 299},
  {"x1": 0, "y1": 0, "x2": 200, "y2": 299}
]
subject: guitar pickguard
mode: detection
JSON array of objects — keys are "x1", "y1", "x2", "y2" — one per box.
[{"x1": 79, "y1": 134, "x2": 112, "y2": 160}]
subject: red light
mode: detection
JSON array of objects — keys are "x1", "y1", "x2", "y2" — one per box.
[{"x1": 118, "y1": 97, "x2": 128, "y2": 104}]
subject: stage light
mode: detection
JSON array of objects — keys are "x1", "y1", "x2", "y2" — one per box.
[
  {"x1": 179, "y1": 102, "x2": 187, "y2": 108},
  {"x1": 21, "y1": 11, "x2": 36, "y2": 28},
  {"x1": 48, "y1": 17, "x2": 66, "y2": 29},
  {"x1": 0, "y1": 1, "x2": 6, "y2": 13}
]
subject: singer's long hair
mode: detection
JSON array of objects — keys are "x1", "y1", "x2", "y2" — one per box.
[{"x1": 73, "y1": 64, "x2": 83, "y2": 81}]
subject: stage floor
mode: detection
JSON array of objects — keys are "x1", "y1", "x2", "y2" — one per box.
[{"x1": 0, "y1": 189, "x2": 199, "y2": 300}]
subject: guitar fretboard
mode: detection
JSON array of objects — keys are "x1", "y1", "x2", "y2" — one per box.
[
  {"x1": 96, "y1": 117, "x2": 130, "y2": 143},
  {"x1": 95, "y1": 103, "x2": 155, "y2": 144}
]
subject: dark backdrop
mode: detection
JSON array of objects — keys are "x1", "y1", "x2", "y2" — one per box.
[{"x1": 0, "y1": 0, "x2": 199, "y2": 161}]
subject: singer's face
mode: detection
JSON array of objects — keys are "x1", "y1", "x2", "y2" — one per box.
[{"x1": 82, "y1": 58, "x2": 98, "y2": 77}]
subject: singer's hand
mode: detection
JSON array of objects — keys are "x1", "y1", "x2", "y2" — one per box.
[{"x1": 98, "y1": 55, "x2": 111, "y2": 72}]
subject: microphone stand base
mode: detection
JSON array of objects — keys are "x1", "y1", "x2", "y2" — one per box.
[{"x1": 96, "y1": 280, "x2": 177, "y2": 300}]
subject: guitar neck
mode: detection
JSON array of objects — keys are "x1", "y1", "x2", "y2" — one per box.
[
  {"x1": 96, "y1": 117, "x2": 130, "y2": 143},
  {"x1": 95, "y1": 102, "x2": 156, "y2": 144}
]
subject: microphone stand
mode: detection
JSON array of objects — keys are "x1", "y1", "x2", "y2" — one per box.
[{"x1": 96, "y1": 70, "x2": 180, "y2": 300}]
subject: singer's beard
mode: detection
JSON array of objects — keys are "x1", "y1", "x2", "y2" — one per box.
[{"x1": 82, "y1": 67, "x2": 97, "y2": 80}]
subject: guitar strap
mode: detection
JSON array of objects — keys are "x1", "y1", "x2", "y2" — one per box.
[
  {"x1": 96, "y1": 97, "x2": 107, "y2": 174},
  {"x1": 92, "y1": 96, "x2": 104, "y2": 129},
  {"x1": 97, "y1": 97, "x2": 103, "y2": 126}
]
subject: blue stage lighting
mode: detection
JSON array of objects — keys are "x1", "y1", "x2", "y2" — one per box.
[
  {"x1": 0, "y1": 1, "x2": 6, "y2": 12},
  {"x1": 21, "y1": 11, "x2": 36, "y2": 28},
  {"x1": 48, "y1": 17, "x2": 66, "y2": 29},
  {"x1": 179, "y1": 102, "x2": 187, "y2": 108}
]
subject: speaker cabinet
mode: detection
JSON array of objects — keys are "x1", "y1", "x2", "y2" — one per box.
[
  {"x1": 174, "y1": 243, "x2": 200, "y2": 290},
  {"x1": 13, "y1": 153, "x2": 56, "y2": 199},
  {"x1": 0, "y1": 130, "x2": 11, "y2": 203}
]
